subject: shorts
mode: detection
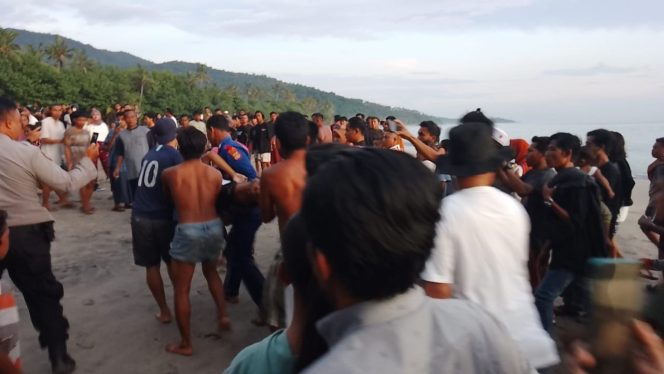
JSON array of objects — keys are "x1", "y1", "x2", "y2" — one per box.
[
  {"x1": 599, "y1": 202, "x2": 612, "y2": 230},
  {"x1": 169, "y1": 219, "x2": 225, "y2": 263},
  {"x1": 131, "y1": 216, "x2": 176, "y2": 267},
  {"x1": 255, "y1": 152, "x2": 271, "y2": 163}
]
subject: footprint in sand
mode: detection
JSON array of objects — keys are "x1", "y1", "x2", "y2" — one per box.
[{"x1": 82, "y1": 299, "x2": 95, "y2": 306}]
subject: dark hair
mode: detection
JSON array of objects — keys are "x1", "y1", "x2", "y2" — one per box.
[
  {"x1": 347, "y1": 117, "x2": 367, "y2": 133},
  {"x1": 206, "y1": 114, "x2": 230, "y2": 131},
  {"x1": 311, "y1": 112, "x2": 324, "y2": 121},
  {"x1": 355, "y1": 113, "x2": 365, "y2": 119},
  {"x1": 338, "y1": 116, "x2": 347, "y2": 122},
  {"x1": 439, "y1": 139, "x2": 450, "y2": 151},
  {"x1": 179, "y1": 114, "x2": 189, "y2": 120},
  {"x1": 609, "y1": 131, "x2": 626, "y2": 161},
  {"x1": 302, "y1": 148, "x2": 442, "y2": 301},
  {"x1": 308, "y1": 121, "x2": 319, "y2": 145},
  {"x1": 0, "y1": 209, "x2": 7, "y2": 238},
  {"x1": 254, "y1": 110, "x2": 264, "y2": 118},
  {"x1": 385, "y1": 115, "x2": 396, "y2": 121},
  {"x1": 0, "y1": 97, "x2": 18, "y2": 122},
  {"x1": 657, "y1": 137, "x2": 664, "y2": 146},
  {"x1": 165, "y1": 108, "x2": 174, "y2": 115},
  {"x1": 367, "y1": 128, "x2": 383, "y2": 147},
  {"x1": 550, "y1": 132, "x2": 581, "y2": 157},
  {"x1": 576, "y1": 145, "x2": 597, "y2": 165},
  {"x1": 144, "y1": 111, "x2": 157, "y2": 120},
  {"x1": 305, "y1": 143, "x2": 355, "y2": 176},
  {"x1": 419, "y1": 120, "x2": 441, "y2": 142},
  {"x1": 274, "y1": 111, "x2": 309, "y2": 153},
  {"x1": 269, "y1": 111, "x2": 278, "y2": 116},
  {"x1": 177, "y1": 127, "x2": 207, "y2": 160},
  {"x1": 460, "y1": 108, "x2": 493, "y2": 129},
  {"x1": 193, "y1": 110, "x2": 202, "y2": 116},
  {"x1": 587, "y1": 129, "x2": 615, "y2": 155},
  {"x1": 531, "y1": 136, "x2": 551, "y2": 154}
]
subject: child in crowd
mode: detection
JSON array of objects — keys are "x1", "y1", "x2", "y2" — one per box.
[{"x1": 576, "y1": 146, "x2": 618, "y2": 256}]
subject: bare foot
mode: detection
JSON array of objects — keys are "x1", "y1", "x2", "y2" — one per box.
[
  {"x1": 165, "y1": 343, "x2": 192, "y2": 356},
  {"x1": 155, "y1": 311, "x2": 172, "y2": 324}
]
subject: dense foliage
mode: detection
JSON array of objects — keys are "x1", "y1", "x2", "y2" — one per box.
[{"x1": 3, "y1": 28, "x2": 458, "y2": 122}]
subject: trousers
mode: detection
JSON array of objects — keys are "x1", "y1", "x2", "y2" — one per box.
[{"x1": 0, "y1": 222, "x2": 69, "y2": 354}]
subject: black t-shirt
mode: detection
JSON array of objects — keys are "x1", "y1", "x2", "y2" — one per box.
[
  {"x1": 522, "y1": 168, "x2": 556, "y2": 247},
  {"x1": 251, "y1": 122, "x2": 274, "y2": 154},
  {"x1": 599, "y1": 162, "x2": 622, "y2": 216},
  {"x1": 236, "y1": 125, "x2": 252, "y2": 146},
  {"x1": 548, "y1": 167, "x2": 607, "y2": 274}
]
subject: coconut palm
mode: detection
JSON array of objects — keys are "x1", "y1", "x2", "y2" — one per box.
[
  {"x1": 0, "y1": 28, "x2": 20, "y2": 59},
  {"x1": 71, "y1": 49, "x2": 94, "y2": 73},
  {"x1": 24, "y1": 43, "x2": 46, "y2": 60},
  {"x1": 44, "y1": 36, "x2": 72, "y2": 69}
]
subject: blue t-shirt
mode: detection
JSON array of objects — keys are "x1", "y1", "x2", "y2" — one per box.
[
  {"x1": 132, "y1": 145, "x2": 183, "y2": 220},
  {"x1": 218, "y1": 136, "x2": 257, "y2": 180}
]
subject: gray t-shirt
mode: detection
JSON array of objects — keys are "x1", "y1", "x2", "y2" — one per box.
[
  {"x1": 117, "y1": 126, "x2": 150, "y2": 180},
  {"x1": 305, "y1": 287, "x2": 534, "y2": 374}
]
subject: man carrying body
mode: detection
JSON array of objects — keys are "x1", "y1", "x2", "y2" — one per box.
[
  {"x1": 162, "y1": 127, "x2": 230, "y2": 356},
  {"x1": 0, "y1": 97, "x2": 99, "y2": 374},
  {"x1": 207, "y1": 115, "x2": 265, "y2": 311},
  {"x1": 113, "y1": 109, "x2": 150, "y2": 203},
  {"x1": 131, "y1": 119, "x2": 183, "y2": 324},
  {"x1": 420, "y1": 123, "x2": 559, "y2": 371},
  {"x1": 259, "y1": 111, "x2": 310, "y2": 329}
]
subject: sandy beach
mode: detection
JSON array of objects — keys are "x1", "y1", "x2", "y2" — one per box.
[{"x1": 13, "y1": 179, "x2": 656, "y2": 373}]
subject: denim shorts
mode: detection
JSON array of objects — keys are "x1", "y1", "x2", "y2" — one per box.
[{"x1": 169, "y1": 219, "x2": 225, "y2": 263}]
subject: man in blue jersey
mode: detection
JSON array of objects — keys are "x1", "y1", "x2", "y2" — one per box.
[
  {"x1": 207, "y1": 115, "x2": 265, "y2": 316},
  {"x1": 131, "y1": 118, "x2": 183, "y2": 324}
]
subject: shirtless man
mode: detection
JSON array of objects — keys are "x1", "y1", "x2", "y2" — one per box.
[
  {"x1": 312, "y1": 113, "x2": 332, "y2": 144},
  {"x1": 260, "y1": 111, "x2": 310, "y2": 329},
  {"x1": 162, "y1": 127, "x2": 230, "y2": 356},
  {"x1": 260, "y1": 111, "x2": 309, "y2": 232}
]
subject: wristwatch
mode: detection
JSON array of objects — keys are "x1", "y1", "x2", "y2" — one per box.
[{"x1": 544, "y1": 197, "x2": 554, "y2": 207}]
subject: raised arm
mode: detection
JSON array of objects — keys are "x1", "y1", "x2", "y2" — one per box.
[
  {"x1": 496, "y1": 168, "x2": 534, "y2": 197},
  {"x1": 395, "y1": 120, "x2": 445, "y2": 162},
  {"x1": 33, "y1": 144, "x2": 98, "y2": 193}
]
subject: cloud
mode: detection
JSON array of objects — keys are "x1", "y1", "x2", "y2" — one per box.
[{"x1": 543, "y1": 63, "x2": 639, "y2": 76}]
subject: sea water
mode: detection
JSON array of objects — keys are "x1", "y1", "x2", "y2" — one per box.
[{"x1": 405, "y1": 121, "x2": 661, "y2": 179}]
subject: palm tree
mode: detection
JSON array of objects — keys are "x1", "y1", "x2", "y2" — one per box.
[
  {"x1": 44, "y1": 36, "x2": 72, "y2": 70},
  {"x1": 24, "y1": 43, "x2": 46, "y2": 60},
  {"x1": 193, "y1": 64, "x2": 209, "y2": 87},
  {"x1": 133, "y1": 65, "x2": 153, "y2": 109},
  {"x1": 0, "y1": 28, "x2": 20, "y2": 59},
  {"x1": 71, "y1": 49, "x2": 94, "y2": 73}
]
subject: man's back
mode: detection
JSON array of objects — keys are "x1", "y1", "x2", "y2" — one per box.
[
  {"x1": 260, "y1": 156, "x2": 306, "y2": 232},
  {"x1": 305, "y1": 287, "x2": 531, "y2": 374},
  {"x1": 163, "y1": 161, "x2": 221, "y2": 223},
  {"x1": 421, "y1": 186, "x2": 558, "y2": 368},
  {"x1": 133, "y1": 145, "x2": 183, "y2": 220}
]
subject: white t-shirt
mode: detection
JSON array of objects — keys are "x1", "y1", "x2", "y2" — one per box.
[
  {"x1": 83, "y1": 121, "x2": 109, "y2": 144},
  {"x1": 421, "y1": 186, "x2": 559, "y2": 369},
  {"x1": 39, "y1": 117, "x2": 66, "y2": 165}
]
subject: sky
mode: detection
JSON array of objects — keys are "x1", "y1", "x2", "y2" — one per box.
[{"x1": 3, "y1": 0, "x2": 664, "y2": 123}]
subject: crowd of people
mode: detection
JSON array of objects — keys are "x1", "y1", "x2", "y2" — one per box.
[{"x1": 0, "y1": 96, "x2": 664, "y2": 373}]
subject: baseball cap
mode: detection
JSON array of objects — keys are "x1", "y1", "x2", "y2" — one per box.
[
  {"x1": 153, "y1": 118, "x2": 177, "y2": 145},
  {"x1": 492, "y1": 127, "x2": 510, "y2": 147}
]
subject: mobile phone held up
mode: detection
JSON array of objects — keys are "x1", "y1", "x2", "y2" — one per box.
[
  {"x1": 589, "y1": 258, "x2": 643, "y2": 374},
  {"x1": 387, "y1": 119, "x2": 398, "y2": 132},
  {"x1": 90, "y1": 132, "x2": 99, "y2": 144}
]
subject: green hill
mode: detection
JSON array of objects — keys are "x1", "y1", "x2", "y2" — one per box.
[{"x1": 6, "y1": 28, "x2": 513, "y2": 123}]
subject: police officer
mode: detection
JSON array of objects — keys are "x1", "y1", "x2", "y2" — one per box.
[
  {"x1": 206, "y1": 115, "x2": 265, "y2": 313},
  {"x1": 0, "y1": 97, "x2": 99, "y2": 374}
]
